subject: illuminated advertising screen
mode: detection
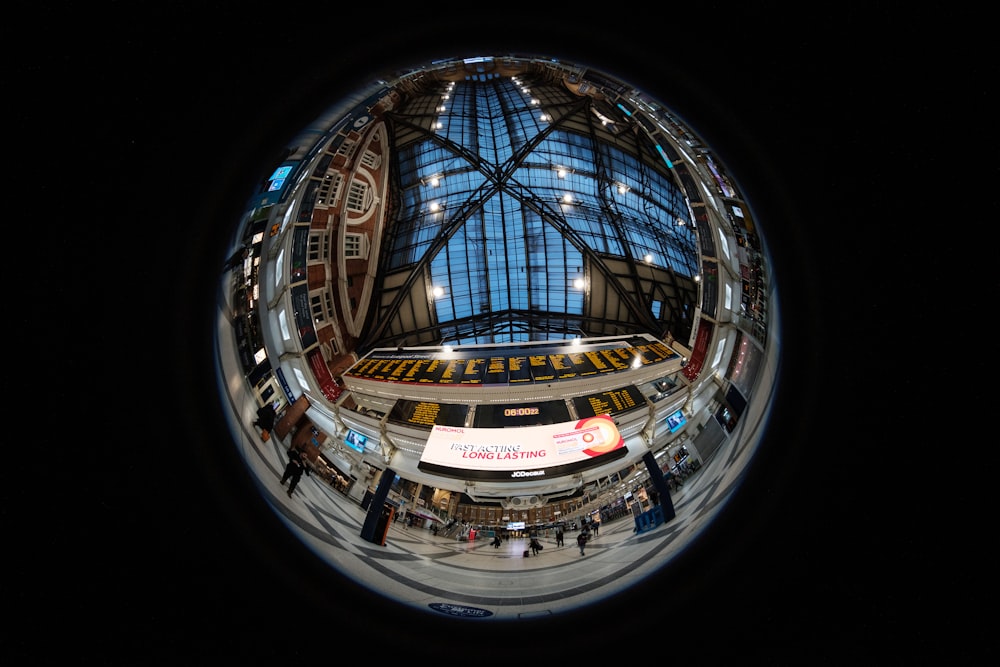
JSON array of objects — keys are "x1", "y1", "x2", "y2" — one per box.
[
  {"x1": 666, "y1": 409, "x2": 686, "y2": 433},
  {"x1": 268, "y1": 164, "x2": 293, "y2": 192},
  {"x1": 418, "y1": 414, "x2": 628, "y2": 481},
  {"x1": 344, "y1": 429, "x2": 367, "y2": 453}
]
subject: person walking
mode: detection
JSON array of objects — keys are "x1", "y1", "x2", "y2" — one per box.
[
  {"x1": 492, "y1": 533, "x2": 502, "y2": 549},
  {"x1": 576, "y1": 530, "x2": 588, "y2": 556},
  {"x1": 280, "y1": 446, "x2": 310, "y2": 497},
  {"x1": 555, "y1": 528, "x2": 564, "y2": 547},
  {"x1": 529, "y1": 537, "x2": 543, "y2": 556}
]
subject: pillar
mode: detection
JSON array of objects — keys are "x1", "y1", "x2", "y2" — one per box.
[
  {"x1": 642, "y1": 451, "x2": 675, "y2": 522},
  {"x1": 360, "y1": 468, "x2": 395, "y2": 543}
]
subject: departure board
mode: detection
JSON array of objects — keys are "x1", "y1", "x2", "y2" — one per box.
[
  {"x1": 528, "y1": 354, "x2": 555, "y2": 381},
  {"x1": 573, "y1": 385, "x2": 646, "y2": 418},
  {"x1": 437, "y1": 359, "x2": 463, "y2": 384},
  {"x1": 387, "y1": 399, "x2": 469, "y2": 429},
  {"x1": 415, "y1": 359, "x2": 446, "y2": 383},
  {"x1": 599, "y1": 348, "x2": 631, "y2": 370},
  {"x1": 568, "y1": 351, "x2": 599, "y2": 376},
  {"x1": 484, "y1": 356, "x2": 509, "y2": 384},
  {"x1": 635, "y1": 340, "x2": 678, "y2": 365},
  {"x1": 344, "y1": 337, "x2": 681, "y2": 387},
  {"x1": 507, "y1": 355, "x2": 531, "y2": 383},
  {"x1": 460, "y1": 358, "x2": 486, "y2": 384},
  {"x1": 398, "y1": 358, "x2": 430, "y2": 382},
  {"x1": 549, "y1": 353, "x2": 576, "y2": 379}
]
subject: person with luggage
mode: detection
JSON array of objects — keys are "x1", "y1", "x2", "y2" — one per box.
[
  {"x1": 253, "y1": 402, "x2": 277, "y2": 437},
  {"x1": 529, "y1": 537, "x2": 543, "y2": 556}
]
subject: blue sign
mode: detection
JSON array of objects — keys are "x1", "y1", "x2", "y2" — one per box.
[{"x1": 275, "y1": 367, "x2": 295, "y2": 404}]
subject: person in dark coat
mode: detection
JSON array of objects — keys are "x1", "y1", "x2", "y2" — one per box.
[
  {"x1": 529, "y1": 537, "x2": 543, "y2": 555},
  {"x1": 280, "y1": 447, "x2": 310, "y2": 497},
  {"x1": 253, "y1": 403, "x2": 277, "y2": 432},
  {"x1": 577, "y1": 530, "x2": 588, "y2": 556}
]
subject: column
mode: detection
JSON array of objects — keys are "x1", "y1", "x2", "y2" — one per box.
[
  {"x1": 360, "y1": 468, "x2": 396, "y2": 544},
  {"x1": 642, "y1": 451, "x2": 675, "y2": 522}
]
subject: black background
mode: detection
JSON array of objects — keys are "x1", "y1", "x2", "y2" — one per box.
[{"x1": 12, "y1": 5, "x2": 986, "y2": 664}]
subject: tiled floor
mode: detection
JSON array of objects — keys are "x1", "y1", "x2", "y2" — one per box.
[{"x1": 225, "y1": 400, "x2": 745, "y2": 622}]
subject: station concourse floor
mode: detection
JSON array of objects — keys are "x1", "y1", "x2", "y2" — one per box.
[{"x1": 229, "y1": 415, "x2": 726, "y2": 623}]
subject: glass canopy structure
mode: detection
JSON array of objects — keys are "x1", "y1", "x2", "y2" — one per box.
[{"x1": 362, "y1": 59, "x2": 701, "y2": 353}]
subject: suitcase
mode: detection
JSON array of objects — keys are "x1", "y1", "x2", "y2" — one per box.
[{"x1": 523, "y1": 550, "x2": 530, "y2": 557}]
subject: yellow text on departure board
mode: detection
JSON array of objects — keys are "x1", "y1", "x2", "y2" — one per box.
[{"x1": 409, "y1": 402, "x2": 440, "y2": 426}]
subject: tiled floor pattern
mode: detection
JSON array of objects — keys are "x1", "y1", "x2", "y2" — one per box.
[{"x1": 226, "y1": 406, "x2": 742, "y2": 621}]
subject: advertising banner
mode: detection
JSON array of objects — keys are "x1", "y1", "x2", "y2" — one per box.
[{"x1": 417, "y1": 414, "x2": 627, "y2": 481}]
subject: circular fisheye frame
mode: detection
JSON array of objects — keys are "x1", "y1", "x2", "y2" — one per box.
[{"x1": 214, "y1": 54, "x2": 781, "y2": 621}]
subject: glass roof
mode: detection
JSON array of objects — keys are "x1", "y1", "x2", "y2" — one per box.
[{"x1": 363, "y1": 58, "x2": 700, "y2": 351}]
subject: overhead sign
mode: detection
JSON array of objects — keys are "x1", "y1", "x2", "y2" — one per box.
[
  {"x1": 344, "y1": 337, "x2": 680, "y2": 387},
  {"x1": 572, "y1": 385, "x2": 646, "y2": 418},
  {"x1": 387, "y1": 399, "x2": 470, "y2": 429},
  {"x1": 471, "y1": 399, "x2": 571, "y2": 427}
]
